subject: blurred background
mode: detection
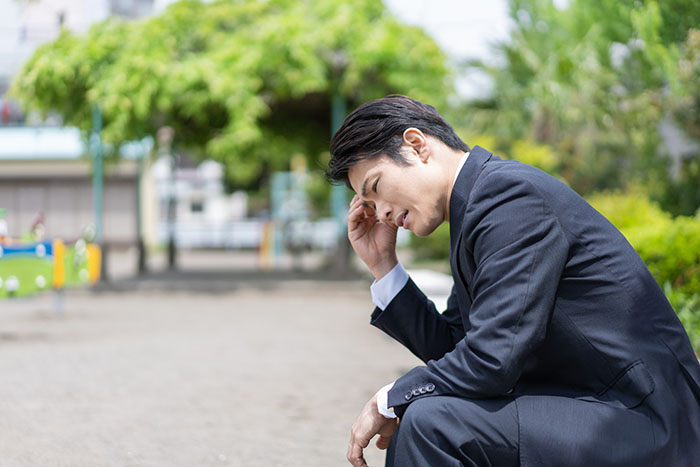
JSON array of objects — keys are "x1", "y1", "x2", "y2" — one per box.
[{"x1": 0, "y1": 0, "x2": 699, "y2": 465}]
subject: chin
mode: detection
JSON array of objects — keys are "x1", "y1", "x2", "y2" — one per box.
[{"x1": 413, "y1": 219, "x2": 443, "y2": 237}]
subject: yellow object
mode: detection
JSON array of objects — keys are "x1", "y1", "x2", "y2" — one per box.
[
  {"x1": 53, "y1": 239, "x2": 65, "y2": 289},
  {"x1": 259, "y1": 221, "x2": 273, "y2": 270},
  {"x1": 86, "y1": 244, "x2": 101, "y2": 283}
]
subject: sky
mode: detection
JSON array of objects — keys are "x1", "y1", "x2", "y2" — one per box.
[
  {"x1": 383, "y1": 0, "x2": 511, "y2": 63},
  {"x1": 382, "y1": 0, "x2": 512, "y2": 98}
]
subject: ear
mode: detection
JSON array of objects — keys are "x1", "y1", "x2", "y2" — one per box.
[{"x1": 402, "y1": 128, "x2": 430, "y2": 163}]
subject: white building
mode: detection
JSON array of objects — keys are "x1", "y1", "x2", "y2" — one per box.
[{"x1": 151, "y1": 156, "x2": 256, "y2": 249}]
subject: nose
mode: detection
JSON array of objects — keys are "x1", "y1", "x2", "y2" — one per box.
[{"x1": 376, "y1": 201, "x2": 393, "y2": 224}]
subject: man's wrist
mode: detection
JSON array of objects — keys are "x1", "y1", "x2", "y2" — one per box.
[
  {"x1": 370, "y1": 263, "x2": 409, "y2": 311},
  {"x1": 376, "y1": 382, "x2": 397, "y2": 419},
  {"x1": 370, "y1": 257, "x2": 398, "y2": 281}
]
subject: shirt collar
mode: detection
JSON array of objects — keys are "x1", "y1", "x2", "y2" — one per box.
[{"x1": 451, "y1": 151, "x2": 470, "y2": 189}]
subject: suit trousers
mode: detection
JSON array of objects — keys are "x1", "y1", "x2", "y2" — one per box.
[{"x1": 385, "y1": 395, "x2": 519, "y2": 467}]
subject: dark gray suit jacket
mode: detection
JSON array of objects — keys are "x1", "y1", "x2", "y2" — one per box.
[{"x1": 371, "y1": 146, "x2": 700, "y2": 466}]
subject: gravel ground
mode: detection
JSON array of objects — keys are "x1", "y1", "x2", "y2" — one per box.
[{"x1": 0, "y1": 282, "x2": 420, "y2": 467}]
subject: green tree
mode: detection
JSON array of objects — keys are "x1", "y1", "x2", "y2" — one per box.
[
  {"x1": 10, "y1": 0, "x2": 454, "y2": 189},
  {"x1": 460, "y1": 0, "x2": 699, "y2": 213}
]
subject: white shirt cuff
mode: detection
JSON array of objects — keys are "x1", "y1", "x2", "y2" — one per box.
[
  {"x1": 370, "y1": 263, "x2": 409, "y2": 310},
  {"x1": 376, "y1": 382, "x2": 397, "y2": 419}
]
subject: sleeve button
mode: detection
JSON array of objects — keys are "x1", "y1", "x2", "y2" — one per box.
[{"x1": 426, "y1": 383, "x2": 435, "y2": 392}]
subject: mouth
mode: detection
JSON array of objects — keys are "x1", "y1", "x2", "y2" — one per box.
[{"x1": 396, "y1": 211, "x2": 408, "y2": 228}]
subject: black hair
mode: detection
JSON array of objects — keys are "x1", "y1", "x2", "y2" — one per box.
[{"x1": 326, "y1": 94, "x2": 469, "y2": 189}]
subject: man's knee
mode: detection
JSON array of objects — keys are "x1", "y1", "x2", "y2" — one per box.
[
  {"x1": 398, "y1": 396, "x2": 516, "y2": 444},
  {"x1": 394, "y1": 396, "x2": 483, "y2": 465},
  {"x1": 394, "y1": 396, "x2": 519, "y2": 466},
  {"x1": 399, "y1": 396, "x2": 473, "y2": 441},
  {"x1": 399, "y1": 397, "x2": 431, "y2": 435}
]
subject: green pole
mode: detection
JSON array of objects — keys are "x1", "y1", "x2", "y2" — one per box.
[
  {"x1": 330, "y1": 90, "x2": 348, "y2": 220},
  {"x1": 91, "y1": 105, "x2": 107, "y2": 281},
  {"x1": 92, "y1": 105, "x2": 104, "y2": 241},
  {"x1": 330, "y1": 88, "x2": 351, "y2": 276},
  {"x1": 136, "y1": 141, "x2": 147, "y2": 274}
]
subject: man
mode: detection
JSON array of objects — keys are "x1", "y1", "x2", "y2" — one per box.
[{"x1": 326, "y1": 95, "x2": 700, "y2": 467}]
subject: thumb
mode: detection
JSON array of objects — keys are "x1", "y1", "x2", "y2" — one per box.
[
  {"x1": 375, "y1": 434, "x2": 392, "y2": 450},
  {"x1": 375, "y1": 418, "x2": 398, "y2": 450}
]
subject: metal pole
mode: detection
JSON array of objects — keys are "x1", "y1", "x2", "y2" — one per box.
[
  {"x1": 270, "y1": 172, "x2": 286, "y2": 267},
  {"x1": 156, "y1": 126, "x2": 176, "y2": 271},
  {"x1": 136, "y1": 141, "x2": 147, "y2": 274},
  {"x1": 167, "y1": 152, "x2": 177, "y2": 270},
  {"x1": 330, "y1": 88, "x2": 351, "y2": 276},
  {"x1": 91, "y1": 105, "x2": 107, "y2": 281}
]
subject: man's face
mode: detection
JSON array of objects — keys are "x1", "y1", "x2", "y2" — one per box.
[{"x1": 347, "y1": 151, "x2": 446, "y2": 237}]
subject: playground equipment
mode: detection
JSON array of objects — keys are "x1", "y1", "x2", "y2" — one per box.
[{"x1": 0, "y1": 236, "x2": 101, "y2": 300}]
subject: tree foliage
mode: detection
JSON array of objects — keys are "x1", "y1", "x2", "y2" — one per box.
[
  {"x1": 11, "y1": 0, "x2": 453, "y2": 188},
  {"x1": 460, "y1": 0, "x2": 700, "y2": 215}
]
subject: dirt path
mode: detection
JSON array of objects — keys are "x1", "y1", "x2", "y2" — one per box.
[{"x1": 0, "y1": 283, "x2": 420, "y2": 467}]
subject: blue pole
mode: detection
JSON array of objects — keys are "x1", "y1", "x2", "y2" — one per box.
[
  {"x1": 330, "y1": 89, "x2": 351, "y2": 275},
  {"x1": 91, "y1": 105, "x2": 106, "y2": 281},
  {"x1": 91, "y1": 105, "x2": 104, "y2": 243},
  {"x1": 331, "y1": 91, "x2": 348, "y2": 226}
]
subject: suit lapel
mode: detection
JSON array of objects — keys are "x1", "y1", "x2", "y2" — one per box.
[
  {"x1": 449, "y1": 146, "x2": 494, "y2": 308},
  {"x1": 448, "y1": 145, "x2": 493, "y2": 257}
]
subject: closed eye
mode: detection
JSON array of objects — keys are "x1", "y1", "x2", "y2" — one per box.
[{"x1": 372, "y1": 178, "x2": 379, "y2": 193}]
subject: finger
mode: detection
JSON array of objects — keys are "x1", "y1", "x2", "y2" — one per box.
[
  {"x1": 348, "y1": 202, "x2": 368, "y2": 218},
  {"x1": 348, "y1": 204, "x2": 369, "y2": 230},
  {"x1": 347, "y1": 202, "x2": 367, "y2": 222},
  {"x1": 348, "y1": 205, "x2": 378, "y2": 233},
  {"x1": 349, "y1": 195, "x2": 363, "y2": 210},
  {"x1": 347, "y1": 426, "x2": 360, "y2": 466},
  {"x1": 376, "y1": 434, "x2": 392, "y2": 450},
  {"x1": 378, "y1": 417, "x2": 399, "y2": 437},
  {"x1": 348, "y1": 441, "x2": 367, "y2": 467},
  {"x1": 348, "y1": 423, "x2": 371, "y2": 467},
  {"x1": 349, "y1": 195, "x2": 375, "y2": 217}
]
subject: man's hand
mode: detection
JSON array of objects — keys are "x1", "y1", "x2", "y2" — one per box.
[
  {"x1": 347, "y1": 195, "x2": 398, "y2": 280},
  {"x1": 347, "y1": 394, "x2": 399, "y2": 467}
]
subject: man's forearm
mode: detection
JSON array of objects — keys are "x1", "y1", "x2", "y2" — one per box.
[{"x1": 371, "y1": 278, "x2": 461, "y2": 363}]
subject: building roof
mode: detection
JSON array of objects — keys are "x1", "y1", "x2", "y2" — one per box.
[
  {"x1": 0, "y1": 126, "x2": 152, "y2": 161},
  {"x1": 0, "y1": 126, "x2": 83, "y2": 160}
]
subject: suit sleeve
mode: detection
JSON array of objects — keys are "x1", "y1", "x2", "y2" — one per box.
[
  {"x1": 387, "y1": 171, "x2": 569, "y2": 415},
  {"x1": 371, "y1": 281, "x2": 464, "y2": 364}
]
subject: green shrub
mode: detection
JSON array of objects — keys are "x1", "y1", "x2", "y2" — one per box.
[
  {"x1": 664, "y1": 283, "x2": 700, "y2": 352},
  {"x1": 587, "y1": 192, "x2": 672, "y2": 231},
  {"x1": 628, "y1": 216, "x2": 700, "y2": 295},
  {"x1": 508, "y1": 140, "x2": 560, "y2": 175},
  {"x1": 589, "y1": 193, "x2": 700, "y2": 295}
]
